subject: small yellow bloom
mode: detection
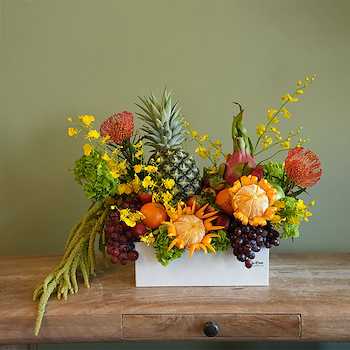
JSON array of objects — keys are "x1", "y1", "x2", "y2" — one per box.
[
  {"x1": 269, "y1": 126, "x2": 280, "y2": 134},
  {"x1": 214, "y1": 140, "x2": 223, "y2": 147},
  {"x1": 280, "y1": 141, "x2": 290, "y2": 150},
  {"x1": 134, "y1": 149, "x2": 144, "y2": 158},
  {"x1": 100, "y1": 135, "x2": 110, "y2": 144},
  {"x1": 134, "y1": 164, "x2": 144, "y2": 173},
  {"x1": 275, "y1": 201, "x2": 285, "y2": 210},
  {"x1": 134, "y1": 140, "x2": 143, "y2": 148},
  {"x1": 68, "y1": 127, "x2": 78, "y2": 137},
  {"x1": 297, "y1": 199, "x2": 307, "y2": 210},
  {"x1": 267, "y1": 109, "x2": 277, "y2": 116},
  {"x1": 192, "y1": 130, "x2": 199, "y2": 137},
  {"x1": 67, "y1": 117, "x2": 72, "y2": 122},
  {"x1": 142, "y1": 176, "x2": 155, "y2": 189},
  {"x1": 296, "y1": 90, "x2": 304, "y2": 95},
  {"x1": 78, "y1": 115, "x2": 84, "y2": 121},
  {"x1": 303, "y1": 218, "x2": 309, "y2": 222},
  {"x1": 310, "y1": 201, "x2": 315, "y2": 206},
  {"x1": 297, "y1": 80, "x2": 302, "y2": 85},
  {"x1": 83, "y1": 144, "x2": 93, "y2": 156},
  {"x1": 162, "y1": 178, "x2": 175, "y2": 190},
  {"x1": 85, "y1": 130, "x2": 100, "y2": 140},
  {"x1": 144, "y1": 165, "x2": 158, "y2": 173},
  {"x1": 275, "y1": 135, "x2": 283, "y2": 140},
  {"x1": 200, "y1": 134, "x2": 209, "y2": 142},
  {"x1": 271, "y1": 117, "x2": 279, "y2": 124},
  {"x1": 82, "y1": 115, "x2": 95, "y2": 126},
  {"x1": 208, "y1": 167, "x2": 218, "y2": 174},
  {"x1": 256, "y1": 124, "x2": 266, "y2": 136},
  {"x1": 213, "y1": 149, "x2": 221, "y2": 157},
  {"x1": 305, "y1": 77, "x2": 309, "y2": 82}
]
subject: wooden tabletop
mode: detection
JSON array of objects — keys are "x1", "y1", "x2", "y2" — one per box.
[{"x1": 0, "y1": 253, "x2": 349, "y2": 344}]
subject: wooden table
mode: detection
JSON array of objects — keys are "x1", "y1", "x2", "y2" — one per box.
[{"x1": 0, "y1": 253, "x2": 349, "y2": 347}]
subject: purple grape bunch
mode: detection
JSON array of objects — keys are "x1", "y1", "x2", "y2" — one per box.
[
  {"x1": 228, "y1": 217, "x2": 280, "y2": 269},
  {"x1": 104, "y1": 196, "x2": 144, "y2": 265}
]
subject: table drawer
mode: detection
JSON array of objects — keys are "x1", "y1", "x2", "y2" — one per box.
[{"x1": 122, "y1": 313, "x2": 301, "y2": 339}]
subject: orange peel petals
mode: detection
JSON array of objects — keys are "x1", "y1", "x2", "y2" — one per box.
[
  {"x1": 263, "y1": 206, "x2": 277, "y2": 220},
  {"x1": 167, "y1": 203, "x2": 182, "y2": 222},
  {"x1": 203, "y1": 216, "x2": 225, "y2": 231},
  {"x1": 249, "y1": 217, "x2": 267, "y2": 227},
  {"x1": 195, "y1": 204, "x2": 219, "y2": 219},
  {"x1": 266, "y1": 188, "x2": 277, "y2": 205},
  {"x1": 234, "y1": 211, "x2": 249, "y2": 225},
  {"x1": 258, "y1": 179, "x2": 271, "y2": 191},
  {"x1": 241, "y1": 175, "x2": 258, "y2": 186},
  {"x1": 229, "y1": 180, "x2": 242, "y2": 195}
]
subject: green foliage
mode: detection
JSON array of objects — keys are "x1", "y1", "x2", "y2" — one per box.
[
  {"x1": 153, "y1": 226, "x2": 185, "y2": 266},
  {"x1": 263, "y1": 161, "x2": 286, "y2": 188},
  {"x1": 73, "y1": 149, "x2": 118, "y2": 203},
  {"x1": 208, "y1": 229, "x2": 230, "y2": 253}
]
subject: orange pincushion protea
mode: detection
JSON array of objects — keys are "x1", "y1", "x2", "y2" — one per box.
[
  {"x1": 229, "y1": 175, "x2": 278, "y2": 226},
  {"x1": 163, "y1": 202, "x2": 224, "y2": 258}
]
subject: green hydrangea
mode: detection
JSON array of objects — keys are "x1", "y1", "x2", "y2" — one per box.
[{"x1": 73, "y1": 149, "x2": 118, "y2": 203}]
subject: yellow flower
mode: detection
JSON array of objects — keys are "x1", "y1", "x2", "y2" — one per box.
[
  {"x1": 85, "y1": 130, "x2": 100, "y2": 140},
  {"x1": 142, "y1": 176, "x2": 155, "y2": 189},
  {"x1": 67, "y1": 117, "x2": 72, "y2": 122},
  {"x1": 256, "y1": 124, "x2": 266, "y2": 136},
  {"x1": 281, "y1": 106, "x2": 291, "y2": 119},
  {"x1": 208, "y1": 167, "x2": 218, "y2": 174},
  {"x1": 133, "y1": 140, "x2": 143, "y2": 148},
  {"x1": 275, "y1": 135, "x2": 283, "y2": 140},
  {"x1": 297, "y1": 80, "x2": 302, "y2": 85},
  {"x1": 100, "y1": 135, "x2": 110, "y2": 144},
  {"x1": 290, "y1": 217, "x2": 300, "y2": 225},
  {"x1": 68, "y1": 127, "x2": 78, "y2": 137},
  {"x1": 296, "y1": 90, "x2": 304, "y2": 95},
  {"x1": 297, "y1": 199, "x2": 307, "y2": 210},
  {"x1": 269, "y1": 126, "x2": 280, "y2": 134},
  {"x1": 119, "y1": 208, "x2": 144, "y2": 227},
  {"x1": 310, "y1": 201, "x2": 315, "y2": 206},
  {"x1": 144, "y1": 165, "x2": 158, "y2": 173},
  {"x1": 83, "y1": 144, "x2": 93, "y2": 156},
  {"x1": 271, "y1": 117, "x2": 279, "y2": 124},
  {"x1": 280, "y1": 141, "x2": 290, "y2": 150},
  {"x1": 192, "y1": 130, "x2": 199, "y2": 137},
  {"x1": 200, "y1": 134, "x2": 209, "y2": 142},
  {"x1": 82, "y1": 115, "x2": 95, "y2": 126},
  {"x1": 134, "y1": 164, "x2": 144, "y2": 173},
  {"x1": 195, "y1": 146, "x2": 207, "y2": 159},
  {"x1": 213, "y1": 149, "x2": 221, "y2": 157},
  {"x1": 162, "y1": 178, "x2": 175, "y2": 190},
  {"x1": 134, "y1": 149, "x2": 144, "y2": 158},
  {"x1": 78, "y1": 115, "x2": 84, "y2": 121},
  {"x1": 275, "y1": 201, "x2": 285, "y2": 210},
  {"x1": 214, "y1": 140, "x2": 223, "y2": 147},
  {"x1": 267, "y1": 109, "x2": 277, "y2": 116}
]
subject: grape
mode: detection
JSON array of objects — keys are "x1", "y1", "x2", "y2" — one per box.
[
  {"x1": 110, "y1": 255, "x2": 120, "y2": 264},
  {"x1": 104, "y1": 196, "x2": 142, "y2": 265},
  {"x1": 245, "y1": 259, "x2": 253, "y2": 269},
  {"x1": 227, "y1": 216, "x2": 281, "y2": 269},
  {"x1": 127, "y1": 250, "x2": 139, "y2": 261}
]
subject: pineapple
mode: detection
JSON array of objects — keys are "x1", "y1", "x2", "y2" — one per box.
[{"x1": 136, "y1": 88, "x2": 201, "y2": 201}]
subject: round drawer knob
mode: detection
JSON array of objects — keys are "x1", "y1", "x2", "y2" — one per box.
[{"x1": 203, "y1": 321, "x2": 219, "y2": 337}]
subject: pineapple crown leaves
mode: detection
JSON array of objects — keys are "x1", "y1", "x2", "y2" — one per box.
[{"x1": 136, "y1": 88, "x2": 187, "y2": 150}]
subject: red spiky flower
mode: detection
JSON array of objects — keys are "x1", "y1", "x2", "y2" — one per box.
[
  {"x1": 284, "y1": 147, "x2": 322, "y2": 188},
  {"x1": 100, "y1": 111, "x2": 135, "y2": 144}
]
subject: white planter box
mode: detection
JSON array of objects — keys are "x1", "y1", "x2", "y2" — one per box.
[{"x1": 135, "y1": 242, "x2": 269, "y2": 287}]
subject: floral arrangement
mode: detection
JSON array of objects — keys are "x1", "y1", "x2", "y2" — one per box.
[{"x1": 33, "y1": 75, "x2": 321, "y2": 335}]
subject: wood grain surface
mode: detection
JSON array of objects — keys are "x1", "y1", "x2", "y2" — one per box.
[{"x1": 0, "y1": 253, "x2": 349, "y2": 344}]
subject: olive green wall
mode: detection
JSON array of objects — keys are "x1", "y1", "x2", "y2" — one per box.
[{"x1": 0, "y1": 0, "x2": 349, "y2": 349}]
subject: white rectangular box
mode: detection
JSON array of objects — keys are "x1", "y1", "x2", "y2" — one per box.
[{"x1": 135, "y1": 242, "x2": 269, "y2": 287}]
